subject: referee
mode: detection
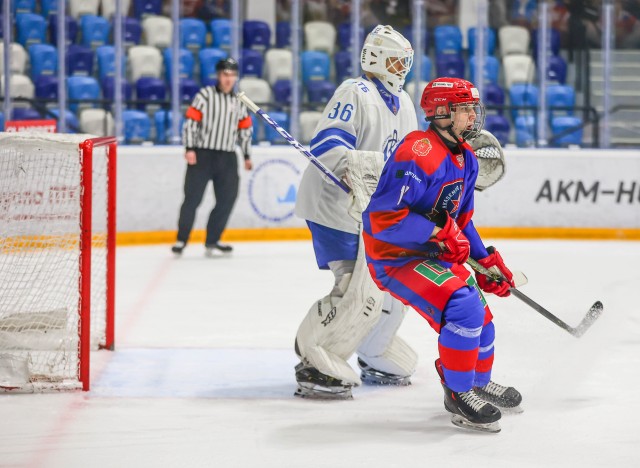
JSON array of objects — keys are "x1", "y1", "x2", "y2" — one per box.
[{"x1": 172, "y1": 58, "x2": 253, "y2": 256}]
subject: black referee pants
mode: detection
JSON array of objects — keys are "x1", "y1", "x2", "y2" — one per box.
[{"x1": 177, "y1": 149, "x2": 239, "y2": 246}]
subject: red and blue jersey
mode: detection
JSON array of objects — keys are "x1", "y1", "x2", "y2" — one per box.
[{"x1": 362, "y1": 128, "x2": 489, "y2": 267}]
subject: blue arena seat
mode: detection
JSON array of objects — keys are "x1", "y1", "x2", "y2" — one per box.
[
  {"x1": 532, "y1": 28, "x2": 561, "y2": 56},
  {"x1": 547, "y1": 55, "x2": 567, "y2": 84},
  {"x1": 402, "y1": 25, "x2": 429, "y2": 52},
  {"x1": 250, "y1": 113, "x2": 262, "y2": 144},
  {"x1": 96, "y1": 46, "x2": 126, "y2": 81},
  {"x1": 334, "y1": 50, "x2": 352, "y2": 82},
  {"x1": 101, "y1": 77, "x2": 133, "y2": 102},
  {"x1": 12, "y1": 107, "x2": 41, "y2": 120},
  {"x1": 49, "y1": 108, "x2": 79, "y2": 133},
  {"x1": 405, "y1": 55, "x2": 432, "y2": 82},
  {"x1": 434, "y1": 25, "x2": 462, "y2": 56},
  {"x1": 469, "y1": 56, "x2": 500, "y2": 84},
  {"x1": 29, "y1": 44, "x2": 57, "y2": 80},
  {"x1": 180, "y1": 18, "x2": 207, "y2": 52},
  {"x1": 511, "y1": 0, "x2": 537, "y2": 23},
  {"x1": 243, "y1": 20, "x2": 271, "y2": 52},
  {"x1": 272, "y1": 79, "x2": 291, "y2": 106},
  {"x1": 135, "y1": 77, "x2": 166, "y2": 111},
  {"x1": 307, "y1": 80, "x2": 336, "y2": 104},
  {"x1": 509, "y1": 83, "x2": 539, "y2": 121},
  {"x1": 49, "y1": 15, "x2": 78, "y2": 47},
  {"x1": 264, "y1": 111, "x2": 289, "y2": 144},
  {"x1": 276, "y1": 21, "x2": 291, "y2": 48},
  {"x1": 338, "y1": 22, "x2": 364, "y2": 51},
  {"x1": 163, "y1": 48, "x2": 195, "y2": 81},
  {"x1": 180, "y1": 79, "x2": 199, "y2": 102},
  {"x1": 35, "y1": 75, "x2": 58, "y2": 100},
  {"x1": 483, "y1": 114, "x2": 510, "y2": 146},
  {"x1": 241, "y1": 49, "x2": 264, "y2": 78},
  {"x1": 16, "y1": 13, "x2": 46, "y2": 47},
  {"x1": 154, "y1": 110, "x2": 184, "y2": 144},
  {"x1": 122, "y1": 109, "x2": 151, "y2": 143},
  {"x1": 484, "y1": 83, "x2": 505, "y2": 113},
  {"x1": 0, "y1": 112, "x2": 3, "y2": 130},
  {"x1": 435, "y1": 54, "x2": 464, "y2": 78},
  {"x1": 80, "y1": 15, "x2": 110, "y2": 49},
  {"x1": 41, "y1": 0, "x2": 57, "y2": 18},
  {"x1": 199, "y1": 48, "x2": 227, "y2": 85},
  {"x1": 133, "y1": 0, "x2": 162, "y2": 19},
  {"x1": 514, "y1": 115, "x2": 536, "y2": 147},
  {"x1": 120, "y1": 17, "x2": 142, "y2": 47},
  {"x1": 13, "y1": 0, "x2": 36, "y2": 14},
  {"x1": 301, "y1": 51, "x2": 330, "y2": 84},
  {"x1": 546, "y1": 84, "x2": 575, "y2": 118},
  {"x1": 551, "y1": 116, "x2": 583, "y2": 146},
  {"x1": 210, "y1": 19, "x2": 231, "y2": 50},
  {"x1": 468, "y1": 27, "x2": 496, "y2": 56},
  {"x1": 66, "y1": 76, "x2": 100, "y2": 112},
  {"x1": 0, "y1": 15, "x2": 3, "y2": 39},
  {"x1": 66, "y1": 45, "x2": 95, "y2": 76}
]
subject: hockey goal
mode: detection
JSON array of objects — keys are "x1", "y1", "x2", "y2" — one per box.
[{"x1": 0, "y1": 133, "x2": 116, "y2": 392}]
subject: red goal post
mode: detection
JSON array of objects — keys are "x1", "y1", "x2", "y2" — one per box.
[{"x1": 0, "y1": 134, "x2": 116, "y2": 392}]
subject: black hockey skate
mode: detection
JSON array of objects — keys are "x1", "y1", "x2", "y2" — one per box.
[
  {"x1": 205, "y1": 243, "x2": 233, "y2": 257},
  {"x1": 357, "y1": 358, "x2": 411, "y2": 386},
  {"x1": 435, "y1": 359, "x2": 501, "y2": 433},
  {"x1": 171, "y1": 241, "x2": 186, "y2": 255},
  {"x1": 294, "y1": 362, "x2": 354, "y2": 400},
  {"x1": 474, "y1": 381, "x2": 523, "y2": 413}
]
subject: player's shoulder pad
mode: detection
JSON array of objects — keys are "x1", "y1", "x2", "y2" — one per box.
[{"x1": 393, "y1": 129, "x2": 449, "y2": 176}]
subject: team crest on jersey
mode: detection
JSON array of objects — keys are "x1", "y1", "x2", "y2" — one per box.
[
  {"x1": 383, "y1": 130, "x2": 399, "y2": 161},
  {"x1": 455, "y1": 153, "x2": 465, "y2": 169},
  {"x1": 427, "y1": 179, "x2": 464, "y2": 220},
  {"x1": 412, "y1": 138, "x2": 432, "y2": 157}
]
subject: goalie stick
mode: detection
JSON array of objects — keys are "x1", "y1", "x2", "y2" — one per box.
[
  {"x1": 466, "y1": 258, "x2": 603, "y2": 338},
  {"x1": 237, "y1": 92, "x2": 602, "y2": 337}
]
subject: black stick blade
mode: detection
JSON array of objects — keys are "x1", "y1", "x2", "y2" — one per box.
[{"x1": 572, "y1": 301, "x2": 604, "y2": 338}]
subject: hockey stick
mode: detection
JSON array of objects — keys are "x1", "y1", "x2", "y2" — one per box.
[
  {"x1": 238, "y1": 91, "x2": 603, "y2": 337},
  {"x1": 467, "y1": 258, "x2": 603, "y2": 338},
  {"x1": 236, "y1": 92, "x2": 352, "y2": 194}
]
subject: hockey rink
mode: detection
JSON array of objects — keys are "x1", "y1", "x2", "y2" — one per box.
[{"x1": 1, "y1": 239, "x2": 639, "y2": 468}]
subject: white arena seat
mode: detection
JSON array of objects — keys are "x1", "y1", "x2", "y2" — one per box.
[
  {"x1": 499, "y1": 25, "x2": 530, "y2": 56},
  {"x1": 101, "y1": 0, "x2": 132, "y2": 18},
  {"x1": 0, "y1": 43, "x2": 28, "y2": 75},
  {"x1": 264, "y1": 49, "x2": 293, "y2": 85},
  {"x1": 0, "y1": 74, "x2": 35, "y2": 107},
  {"x1": 503, "y1": 54, "x2": 535, "y2": 88},
  {"x1": 128, "y1": 45, "x2": 163, "y2": 81},
  {"x1": 69, "y1": 0, "x2": 100, "y2": 18},
  {"x1": 304, "y1": 21, "x2": 337, "y2": 55},
  {"x1": 238, "y1": 77, "x2": 272, "y2": 105},
  {"x1": 80, "y1": 109, "x2": 115, "y2": 136},
  {"x1": 299, "y1": 111, "x2": 322, "y2": 144},
  {"x1": 142, "y1": 15, "x2": 173, "y2": 49}
]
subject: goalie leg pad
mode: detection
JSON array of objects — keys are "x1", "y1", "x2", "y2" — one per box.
[
  {"x1": 295, "y1": 239, "x2": 385, "y2": 386},
  {"x1": 357, "y1": 294, "x2": 418, "y2": 382}
]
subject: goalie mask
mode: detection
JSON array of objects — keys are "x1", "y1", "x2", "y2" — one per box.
[
  {"x1": 421, "y1": 77, "x2": 485, "y2": 141},
  {"x1": 361, "y1": 25, "x2": 414, "y2": 95}
]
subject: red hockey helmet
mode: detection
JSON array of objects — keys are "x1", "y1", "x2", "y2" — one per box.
[{"x1": 421, "y1": 77, "x2": 485, "y2": 139}]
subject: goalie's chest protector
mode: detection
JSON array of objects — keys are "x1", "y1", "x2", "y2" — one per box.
[{"x1": 295, "y1": 77, "x2": 418, "y2": 234}]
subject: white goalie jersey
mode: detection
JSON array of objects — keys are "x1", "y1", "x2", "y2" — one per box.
[{"x1": 295, "y1": 76, "x2": 418, "y2": 234}]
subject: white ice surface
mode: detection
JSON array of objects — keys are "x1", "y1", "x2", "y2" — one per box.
[{"x1": 1, "y1": 240, "x2": 639, "y2": 468}]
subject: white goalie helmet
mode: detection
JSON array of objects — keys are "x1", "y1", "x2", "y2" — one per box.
[{"x1": 361, "y1": 25, "x2": 414, "y2": 95}]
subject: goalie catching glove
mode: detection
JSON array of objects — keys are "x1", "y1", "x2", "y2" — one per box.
[{"x1": 475, "y1": 247, "x2": 514, "y2": 297}]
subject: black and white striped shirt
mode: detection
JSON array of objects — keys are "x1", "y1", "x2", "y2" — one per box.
[{"x1": 183, "y1": 86, "x2": 253, "y2": 159}]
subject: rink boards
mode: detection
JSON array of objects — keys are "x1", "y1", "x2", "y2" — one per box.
[{"x1": 116, "y1": 145, "x2": 640, "y2": 242}]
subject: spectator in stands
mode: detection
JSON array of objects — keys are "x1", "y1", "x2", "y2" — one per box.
[
  {"x1": 195, "y1": 0, "x2": 230, "y2": 21},
  {"x1": 172, "y1": 58, "x2": 253, "y2": 257}
]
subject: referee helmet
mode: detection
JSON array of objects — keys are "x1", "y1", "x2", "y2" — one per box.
[{"x1": 216, "y1": 58, "x2": 239, "y2": 73}]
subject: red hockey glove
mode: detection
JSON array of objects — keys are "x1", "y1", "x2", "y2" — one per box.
[
  {"x1": 475, "y1": 247, "x2": 514, "y2": 297},
  {"x1": 432, "y1": 214, "x2": 470, "y2": 264}
]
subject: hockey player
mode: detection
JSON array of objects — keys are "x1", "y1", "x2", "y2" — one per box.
[
  {"x1": 361, "y1": 77, "x2": 522, "y2": 433},
  {"x1": 293, "y1": 25, "x2": 419, "y2": 399}
]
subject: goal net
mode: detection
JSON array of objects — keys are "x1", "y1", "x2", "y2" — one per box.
[{"x1": 0, "y1": 133, "x2": 116, "y2": 392}]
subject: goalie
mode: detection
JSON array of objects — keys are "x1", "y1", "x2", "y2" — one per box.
[{"x1": 293, "y1": 25, "x2": 419, "y2": 399}]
